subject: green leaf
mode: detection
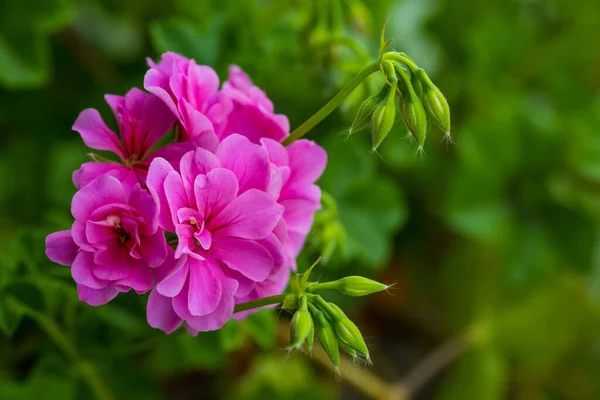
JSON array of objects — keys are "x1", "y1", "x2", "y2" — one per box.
[
  {"x1": 245, "y1": 309, "x2": 276, "y2": 350},
  {"x1": 2, "y1": 281, "x2": 45, "y2": 312},
  {"x1": 0, "y1": 296, "x2": 24, "y2": 336},
  {"x1": 490, "y1": 275, "x2": 587, "y2": 369},
  {"x1": 219, "y1": 318, "x2": 245, "y2": 352}
]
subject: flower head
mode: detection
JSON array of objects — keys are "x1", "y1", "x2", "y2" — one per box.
[
  {"x1": 217, "y1": 65, "x2": 290, "y2": 144},
  {"x1": 144, "y1": 52, "x2": 225, "y2": 148},
  {"x1": 45, "y1": 174, "x2": 168, "y2": 305},
  {"x1": 145, "y1": 134, "x2": 285, "y2": 332},
  {"x1": 72, "y1": 88, "x2": 187, "y2": 192}
]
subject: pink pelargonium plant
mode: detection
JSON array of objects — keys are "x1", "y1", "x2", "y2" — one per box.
[
  {"x1": 145, "y1": 134, "x2": 286, "y2": 333},
  {"x1": 145, "y1": 53, "x2": 289, "y2": 146},
  {"x1": 45, "y1": 174, "x2": 168, "y2": 305},
  {"x1": 72, "y1": 87, "x2": 191, "y2": 192}
]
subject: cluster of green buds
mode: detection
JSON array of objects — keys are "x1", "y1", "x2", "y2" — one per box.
[
  {"x1": 282, "y1": 259, "x2": 391, "y2": 371},
  {"x1": 349, "y1": 28, "x2": 451, "y2": 151}
]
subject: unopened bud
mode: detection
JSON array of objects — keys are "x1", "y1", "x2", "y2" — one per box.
[
  {"x1": 290, "y1": 311, "x2": 313, "y2": 350},
  {"x1": 313, "y1": 308, "x2": 340, "y2": 369},
  {"x1": 418, "y1": 70, "x2": 451, "y2": 135},
  {"x1": 338, "y1": 276, "x2": 389, "y2": 296},
  {"x1": 306, "y1": 316, "x2": 315, "y2": 351},
  {"x1": 327, "y1": 302, "x2": 370, "y2": 359},
  {"x1": 370, "y1": 81, "x2": 397, "y2": 151},
  {"x1": 349, "y1": 86, "x2": 388, "y2": 136},
  {"x1": 400, "y1": 92, "x2": 428, "y2": 148}
]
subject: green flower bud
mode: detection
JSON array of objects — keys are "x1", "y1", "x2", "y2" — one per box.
[
  {"x1": 400, "y1": 92, "x2": 428, "y2": 149},
  {"x1": 370, "y1": 80, "x2": 397, "y2": 151},
  {"x1": 418, "y1": 70, "x2": 451, "y2": 135},
  {"x1": 306, "y1": 316, "x2": 315, "y2": 351},
  {"x1": 282, "y1": 294, "x2": 298, "y2": 313},
  {"x1": 290, "y1": 311, "x2": 313, "y2": 350},
  {"x1": 338, "y1": 276, "x2": 389, "y2": 296},
  {"x1": 312, "y1": 307, "x2": 340, "y2": 369},
  {"x1": 327, "y1": 303, "x2": 370, "y2": 359},
  {"x1": 290, "y1": 297, "x2": 313, "y2": 350},
  {"x1": 349, "y1": 86, "x2": 388, "y2": 136}
]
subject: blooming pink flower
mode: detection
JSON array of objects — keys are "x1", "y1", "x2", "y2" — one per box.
[
  {"x1": 145, "y1": 134, "x2": 285, "y2": 333},
  {"x1": 45, "y1": 174, "x2": 168, "y2": 305},
  {"x1": 261, "y1": 138, "x2": 327, "y2": 264},
  {"x1": 232, "y1": 139, "x2": 326, "y2": 318},
  {"x1": 217, "y1": 65, "x2": 290, "y2": 144},
  {"x1": 144, "y1": 52, "x2": 227, "y2": 148},
  {"x1": 72, "y1": 87, "x2": 186, "y2": 192}
]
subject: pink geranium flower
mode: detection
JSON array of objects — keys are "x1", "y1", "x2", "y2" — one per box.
[
  {"x1": 144, "y1": 52, "x2": 227, "y2": 148},
  {"x1": 45, "y1": 174, "x2": 168, "y2": 305},
  {"x1": 261, "y1": 138, "x2": 327, "y2": 264},
  {"x1": 72, "y1": 87, "x2": 185, "y2": 192},
  {"x1": 145, "y1": 134, "x2": 285, "y2": 333},
  {"x1": 217, "y1": 65, "x2": 290, "y2": 144},
  {"x1": 233, "y1": 139, "x2": 326, "y2": 317}
]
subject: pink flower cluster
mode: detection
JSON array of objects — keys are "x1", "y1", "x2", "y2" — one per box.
[{"x1": 46, "y1": 53, "x2": 326, "y2": 334}]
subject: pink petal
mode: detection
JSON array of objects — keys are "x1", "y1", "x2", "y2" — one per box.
[
  {"x1": 187, "y1": 257, "x2": 222, "y2": 316},
  {"x1": 213, "y1": 237, "x2": 273, "y2": 282},
  {"x1": 72, "y1": 251, "x2": 108, "y2": 289},
  {"x1": 77, "y1": 284, "x2": 119, "y2": 306},
  {"x1": 127, "y1": 184, "x2": 159, "y2": 233},
  {"x1": 72, "y1": 109, "x2": 124, "y2": 159},
  {"x1": 195, "y1": 168, "x2": 239, "y2": 219},
  {"x1": 280, "y1": 198, "x2": 318, "y2": 234},
  {"x1": 209, "y1": 189, "x2": 283, "y2": 240},
  {"x1": 140, "y1": 231, "x2": 168, "y2": 268},
  {"x1": 71, "y1": 220, "x2": 93, "y2": 251},
  {"x1": 72, "y1": 162, "x2": 133, "y2": 191},
  {"x1": 71, "y1": 175, "x2": 127, "y2": 222},
  {"x1": 85, "y1": 221, "x2": 117, "y2": 247},
  {"x1": 177, "y1": 97, "x2": 215, "y2": 141},
  {"x1": 156, "y1": 256, "x2": 189, "y2": 297},
  {"x1": 147, "y1": 290, "x2": 182, "y2": 334},
  {"x1": 146, "y1": 158, "x2": 177, "y2": 232},
  {"x1": 183, "y1": 270, "x2": 238, "y2": 332},
  {"x1": 144, "y1": 69, "x2": 179, "y2": 117},
  {"x1": 179, "y1": 148, "x2": 220, "y2": 202},
  {"x1": 260, "y1": 138, "x2": 289, "y2": 167},
  {"x1": 286, "y1": 139, "x2": 327, "y2": 185},
  {"x1": 216, "y1": 134, "x2": 270, "y2": 194},
  {"x1": 185, "y1": 63, "x2": 220, "y2": 110},
  {"x1": 45, "y1": 230, "x2": 78, "y2": 266},
  {"x1": 221, "y1": 107, "x2": 288, "y2": 144},
  {"x1": 92, "y1": 245, "x2": 132, "y2": 280},
  {"x1": 115, "y1": 259, "x2": 155, "y2": 293},
  {"x1": 164, "y1": 171, "x2": 189, "y2": 227}
]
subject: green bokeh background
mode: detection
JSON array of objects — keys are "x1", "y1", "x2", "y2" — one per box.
[{"x1": 1, "y1": 0, "x2": 599, "y2": 399}]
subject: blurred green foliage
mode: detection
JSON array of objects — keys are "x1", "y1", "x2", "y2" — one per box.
[{"x1": 1, "y1": 0, "x2": 600, "y2": 399}]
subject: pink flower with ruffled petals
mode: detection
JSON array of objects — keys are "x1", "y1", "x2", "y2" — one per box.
[
  {"x1": 145, "y1": 134, "x2": 285, "y2": 333},
  {"x1": 72, "y1": 88, "x2": 187, "y2": 192},
  {"x1": 45, "y1": 174, "x2": 168, "y2": 305},
  {"x1": 261, "y1": 138, "x2": 327, "y2": 262},
  {"x1": 230, "y1": 139, "x2": 326, "y2": 317},
  {"x1": 144, "y1": 52, "x2": 228, "y2": 149},
  {"x1": 218, "y1": 65, "x2": 290, "y2": 144}
]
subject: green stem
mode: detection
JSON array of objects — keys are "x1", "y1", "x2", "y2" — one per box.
[
  {"x1": 305, "y1": 281, "x2": 340, "y2": 293},
  {"x1": 233, "y1": 294, "x2": 288, "y2": 313},
  {"x1": 282, "y1": 61, "x2": 380, "y2": 145},
  {"x1": 17, "y1": 302, "x2": 116, "y2": 400}
]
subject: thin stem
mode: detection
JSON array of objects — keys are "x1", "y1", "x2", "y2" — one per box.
[
  {"x1": 17, "y1": 302, "x2": 116, "y2": 400},
  {"x1": 400, "y1": 329, "x2": 478, "y2": 398},
  {"x1": 233, "y1": 294, "x2": 288, "y2": 313},
  {"x1": 282, "y1": 61, "x2": 380, "y2": 145}
]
